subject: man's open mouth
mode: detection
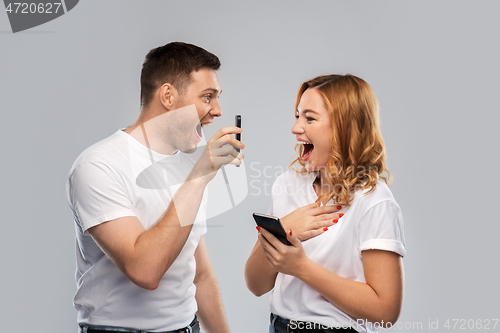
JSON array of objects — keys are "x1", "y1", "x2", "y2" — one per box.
[{"x1": 195, "y1": 123, "x2": 202, "y2": 140}]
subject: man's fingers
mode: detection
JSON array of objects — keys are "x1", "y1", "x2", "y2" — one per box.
[
  {"x1": 215, "y1": 156, "x2": 242, "y2": 167},
  {"x1": 212, "y1": 153, "x2": 243, "y2": 168},
  {"x1": 212, "y1": 126, "x2": 242, "y2": 139},
  {"x1": 209, "y1": 136, "x2": 243, "y2": 152},
  {"x1": 212, "y1": 144, "x2": 241, "y2": 159},
  {"x1": 227, "y1": 156, "x2": 243, "y2": 165},
  {"x1": 210, "y1": 127, "x2": 243, "y2": 148},
  {"x1": 207, "y1": 142, "x2": 244, "y2": 169}
]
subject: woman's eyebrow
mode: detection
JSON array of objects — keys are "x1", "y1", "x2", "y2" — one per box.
[{"x1": 296, "y1": 109, "x2": 319, "y2": 115}]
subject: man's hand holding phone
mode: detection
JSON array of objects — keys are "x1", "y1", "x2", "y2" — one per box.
[{"x1": 188, "y1": 126, "x2": 244, "y2": 184}]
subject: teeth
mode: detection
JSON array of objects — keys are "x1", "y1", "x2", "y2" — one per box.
[{"x1": 297, "y1": 141, "x2": 312, "y2": 145}]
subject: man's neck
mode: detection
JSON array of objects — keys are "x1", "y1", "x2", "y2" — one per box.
[{"x1": 123, "y1": 109, "x2": 178, "y2": 156}]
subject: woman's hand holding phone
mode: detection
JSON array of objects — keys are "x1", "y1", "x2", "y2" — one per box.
[
  {"x1": 257, "y1": 227, "x2": 310, "y2": 277},
  {"x1": 280, "y1": 202, "x2": 343, "y2": 241}
]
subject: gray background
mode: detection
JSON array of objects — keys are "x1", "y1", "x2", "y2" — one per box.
[{"x1": 1, "y1": 1, "x2": 499, "y2": 332}]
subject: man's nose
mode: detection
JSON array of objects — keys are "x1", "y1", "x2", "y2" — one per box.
[{"x1": 210, "y1": 100, "x2": 222, "y2": 117}]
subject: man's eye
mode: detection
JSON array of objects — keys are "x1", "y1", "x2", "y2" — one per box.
[{"x1": 204, "y1": 95, "x2": 211, "y2": 102}]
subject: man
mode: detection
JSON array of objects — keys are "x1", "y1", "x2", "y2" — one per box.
[{"x1": 66, "y1": 42, "x2": 243, "y2": 333}]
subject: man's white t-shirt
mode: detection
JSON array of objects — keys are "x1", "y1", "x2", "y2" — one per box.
[
  {"x1": 66, "y1": 130, "x2": 207, "y2": 332},
  {"x1": 268, "y1": 170, "x2": 406, "y2": 333}
]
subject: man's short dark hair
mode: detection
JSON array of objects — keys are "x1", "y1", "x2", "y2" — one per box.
[{"x1": 140, "y1": 42, "x2": 221, "y2": 108}]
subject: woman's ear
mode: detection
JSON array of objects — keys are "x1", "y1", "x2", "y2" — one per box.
[{"x1": 158, "y1": 83, "x2": 179, "y2": 110}]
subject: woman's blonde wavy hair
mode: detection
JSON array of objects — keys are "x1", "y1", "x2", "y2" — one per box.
[{"x1": 291, "y1": 74, "x2": 391, "y2": 206}]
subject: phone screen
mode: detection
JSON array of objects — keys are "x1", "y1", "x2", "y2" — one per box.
[
  {"x1": 252, "y1": 213, "x2": 291, "y2": 245},
  {"x1": 235, "y1": 115, "x2": 241, "y2": 167}
]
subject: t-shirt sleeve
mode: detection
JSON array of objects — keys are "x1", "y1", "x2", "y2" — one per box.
[
  {"x1": 266, "y1": 196, "x2": 274, "y2": 216},
  {"x1": 357, "y1": 200, "x2": 406, "y2": 257},
  {"x1": 67, "y1": 162, "x2": 136, "y2": 234}
]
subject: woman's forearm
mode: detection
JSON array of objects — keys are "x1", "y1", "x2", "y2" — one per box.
[
  {"x1": 296, "y1": 256, "x2": 403, "y2": 326},
  {"x1": 245, "y1": 242, "x2": 278, "y2": 296}
]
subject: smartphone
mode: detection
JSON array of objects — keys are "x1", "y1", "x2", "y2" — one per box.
[
  {"x1": 252, "y1": 213, "x2": 291, "y2": 245},
  {"x1": 235, "y1": 115, "x2": 241, "y2": 167}
]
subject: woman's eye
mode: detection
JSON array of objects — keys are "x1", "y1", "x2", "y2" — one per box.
[{"x1": 306, "y1": 117, "x2": 315, "y2": 122}]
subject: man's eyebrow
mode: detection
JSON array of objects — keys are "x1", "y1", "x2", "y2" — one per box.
[{"x1": 200, "y1": 88, "x2": 221, "y2": 94}]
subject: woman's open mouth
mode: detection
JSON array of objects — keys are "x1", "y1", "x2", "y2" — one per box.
[{"x1": 299, "y1": 141, "x2": 314, "y2": 161}]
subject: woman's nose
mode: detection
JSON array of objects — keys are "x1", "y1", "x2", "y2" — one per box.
[{"x1": 291, "y1": 119, "x2": 304, "y2": 134}]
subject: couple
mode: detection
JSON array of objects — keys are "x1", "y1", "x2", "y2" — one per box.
[{"x1": 66, "y1": 42, "x2": 405, "y2": 333}]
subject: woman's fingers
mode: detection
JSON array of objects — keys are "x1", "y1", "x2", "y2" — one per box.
[
  {"x1": 298, "y1": 214, "x2": 344, "y2": 240},
  {"x1": 312, "y1": 212, "x2": 343, "y2": 223},
  {"x1": 285, "y1": 229, "x2": 301, "y2": 248},
  {"x1": 313, "y1": 219, "x2": 335, "y2": 229},
  {"x1": 300, "y1": 228, "x2": 326, "y2": 240},
  {"x1": 258, "y1": 227, "x2": 285, "y2": 250},
  {"x1": 314, "y1": 213, "x2": 336, "y2": 221},
  {"x1": 312, "y1": 204, "x2": 342, "y2": 215}
]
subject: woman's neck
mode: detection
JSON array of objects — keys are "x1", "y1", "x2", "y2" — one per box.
[{"x1": 313, "y1": 173, "x2": 332, "y2": 205}]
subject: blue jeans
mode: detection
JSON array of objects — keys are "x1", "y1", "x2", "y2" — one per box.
[
  {"x1": 269, "y1": 313, "x2": 358, "y2": 333},
  {"x1": 80, "y1": 326, "x2": 203, "y2": 333},
  {"x1": 79, "y1": 316, "x2": 202, "y2": 333},
  {"x1": 269, "y1": 313, "x2": 285, "y2": 333}
]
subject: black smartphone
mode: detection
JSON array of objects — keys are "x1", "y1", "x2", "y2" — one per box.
[
  {"x1": 252, "y1": 213, "x2": 291, "y2": 245},
  {"x1": 235, "y1": 115, "x2": 241, "y2": 167}
]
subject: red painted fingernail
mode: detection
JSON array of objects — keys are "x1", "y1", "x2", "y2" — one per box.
[
  {"x1": 289, "y1": 229, "x2": 292, "y2": 236},
  {"x1": 333, "y1": 218, "x2": 338, "y2": 223},
  {"x1": 323, "y1": 227, "x2": 328, "y2": 231},
  {"x1": 337, "y1": 206, "x2": 342, "y2": 209},
  {"x1": 256, "y1": 226, "x2": 261, "y2": 231},
  {"x1": 339, "y1": 213, "x2": 344, "y2": 218},
  {"x1": 315, "y1": 199, "x2": 319, "y2": 203}
]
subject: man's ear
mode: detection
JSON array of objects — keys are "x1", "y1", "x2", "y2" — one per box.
[{"x1": 158, "y1": 83, "x2": 179, "y2": 110}]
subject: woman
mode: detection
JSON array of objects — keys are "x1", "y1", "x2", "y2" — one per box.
[{"x1": 245, "y1": 74, "x2": 405, "y2": 333}]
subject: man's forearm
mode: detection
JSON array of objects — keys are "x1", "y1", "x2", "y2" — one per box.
[
  {"x1": 195, "y1": 272, "x2": 230, "y2": 333},
  {"x1": 128, "y1": 177, "x2": 209, "y2": 289}
]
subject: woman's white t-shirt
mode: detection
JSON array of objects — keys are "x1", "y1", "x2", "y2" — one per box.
[{"x1": 267, "y1": 170, "x2": 406, "y2": 333}]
